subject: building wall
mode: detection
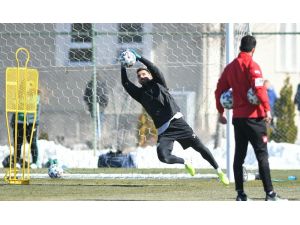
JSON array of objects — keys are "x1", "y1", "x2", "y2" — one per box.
[
  {"x1": 0, "y1": 23, "x2": 211, "y2": 148},
  {"x1": 2, "y1": 23, "x2": 298, "y2": 148}
]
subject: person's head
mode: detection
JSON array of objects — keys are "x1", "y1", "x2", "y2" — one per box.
[
  {"x1": 240, "y1": 35, "x2": 256, "y2": 54},
  {"x1": 264, "y1": 79, "x2": 271, "y2": 89},
  {"x1": 136, "y1": 68, "x2": 153, "y2": 85}
]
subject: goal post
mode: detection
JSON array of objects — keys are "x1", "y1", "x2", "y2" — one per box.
[
  {"x1": 225, "y1": 23, "x2": 252, "y2": 182},
  {"x1": 225, "y1": 23, "x2": 235, "y2": 182}
]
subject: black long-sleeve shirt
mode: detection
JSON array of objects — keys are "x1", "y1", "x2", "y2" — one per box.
[{"x1": 121, "y1": 57, "x2": 180, "y2": 128}]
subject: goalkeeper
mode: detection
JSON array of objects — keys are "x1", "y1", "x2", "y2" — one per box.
[{"x1": 120, "y1": 49, "x2": 229, "y2": 185}]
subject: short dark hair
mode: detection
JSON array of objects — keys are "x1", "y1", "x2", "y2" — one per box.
[
  {"x1": 137, "y1": 67, "x2": 151, "y2": 74},
  {"x1": 239, "y1": 35, "x2": 256, "y2": 52}
]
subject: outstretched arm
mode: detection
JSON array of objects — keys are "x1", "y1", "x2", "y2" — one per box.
[
  {"x1": 121, "y1": 65, "x2": 141, "y2": 102},
  {"x1": 128, "y1": 50, "x2": 167, "y2": 88},
  {"x1": 138, "y1": 57, "x2": 168, "y2": 88}
]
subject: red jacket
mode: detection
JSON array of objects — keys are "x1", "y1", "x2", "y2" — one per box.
[{"x1": 215, "y1": 52, "x2": 270, "y2": 118}]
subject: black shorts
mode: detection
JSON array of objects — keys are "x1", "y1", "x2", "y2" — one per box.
[{"x1": 158, "y1": 117, "x2": 195, "y2": 149}]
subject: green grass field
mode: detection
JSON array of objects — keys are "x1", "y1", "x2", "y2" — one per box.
[{"x1": 0, "y1": 168, "x2": 299, "y2": 201}]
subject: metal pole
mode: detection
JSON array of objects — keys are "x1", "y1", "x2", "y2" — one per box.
[
  {"x1": 92, "y1": 23, "x2": 97, "y2": 156},
  {"x1": 225, "y1": 23, "x2": 235, "y2": 182},
  {"x1": 247, "y1": 23, "x2": 252, "y2": 35}
]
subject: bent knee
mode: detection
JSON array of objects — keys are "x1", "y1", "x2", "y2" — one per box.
[{"x1": 157, "y1": 152, "x2": 169, "y2": 163}]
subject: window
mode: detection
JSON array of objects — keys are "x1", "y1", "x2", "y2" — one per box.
[
  {"x1": 68, "y1": 23, "x2": 93, "y2": 63},
  {"x1": 118, "y1": 23, "x2": 143, "y2": 43},
  {"x1": 69, "y1": 48, "x2": 92, "y2": 62},
  {"x1": 55, "y1": 23, "x2": 152, "y2": 66},
  {"x1": 116, "y1": 23, "x2": 145, "y2": 63},
  {"x1": 71, "y1": 23, "x2": 92, "y2": 43}
]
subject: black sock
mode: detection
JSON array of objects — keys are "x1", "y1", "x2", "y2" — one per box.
[{"x1": 237, "y1": 190, "x2": 246, "y2": 196}]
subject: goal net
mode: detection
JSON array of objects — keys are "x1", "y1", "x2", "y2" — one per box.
[{"x1": 1, "y1": 23, "x2": 295, "y2": 170}]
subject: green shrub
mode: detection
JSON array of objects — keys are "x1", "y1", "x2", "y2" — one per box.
[
  {"x1": 271, "y1": 76, "x2": 297, "y2": 143},
  {"x1": 136, "y1": 109, "x2": 157, "y2": 147},
  {"x1": 39, "y1": 130, "x2": 49, "y2": 140}
]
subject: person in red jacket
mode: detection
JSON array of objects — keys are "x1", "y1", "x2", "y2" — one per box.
[{"x1": 215, "y1": 35, "x2": 286, "y2": 201}]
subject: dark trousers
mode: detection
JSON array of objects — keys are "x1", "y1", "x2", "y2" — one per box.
[
  {"x1": 13, "y1": 123, "x2": 38, "y2": 164},
  {"x1": 157, "y1": 117, "x2": 219, "y2": 169},
  {"x1": 232, "y1": 118, "x2": 273, "y2": 193}
]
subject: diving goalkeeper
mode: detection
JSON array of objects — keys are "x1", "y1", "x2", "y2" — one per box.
[{"x1": 120, "y1": 49, "x2": 229, "y2": 185}]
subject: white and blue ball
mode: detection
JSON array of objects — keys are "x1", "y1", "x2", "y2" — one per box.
[
  {"x1": 220, "y1": 89, "x2": 233, "y2": 109},
  {"x1": 247, "y1": 88, "x2": 260, "y2": 105},
  {"x1": 120, "y1": 49, "x2": 136, "y2": 68},
  {"x1": 48, "y1": 164, "x2": 64, "y2": 178}
]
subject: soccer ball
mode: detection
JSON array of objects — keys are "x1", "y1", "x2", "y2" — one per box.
[
  {"x1": 220, "y1": 89, "x2": 233, "y2": 109},
  {"x1": 247, "y1": 88, "x2": 260, "y2": 105},
  {"x1": 119, "y1": 49, "x2": 136, "y2": 67},
  {"x1": 48, "y1": 164, "x2": 63, "y2": 178}
]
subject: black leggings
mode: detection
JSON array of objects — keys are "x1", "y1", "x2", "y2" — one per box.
[
  {"x1": 157, "y1": 118, "x2": 219, "y2": 169},
  {"x1": 13, "y1": 123, "x2": 38, "y2": 164},
  {"x1": 233, "y1": 118, "x2": 273, "y2": 193}
]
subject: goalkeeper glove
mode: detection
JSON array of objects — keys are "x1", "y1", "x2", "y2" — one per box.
[
  {"x1": 118, "y1": 52, "x2": 127, "y2": 66},
  {"x1": 129, "y1": 48, "x2": 141, "y2": 60}
]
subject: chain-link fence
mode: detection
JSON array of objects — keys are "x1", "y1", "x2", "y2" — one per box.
[{"x1": 0, "y1": 23, "x2": 300, "y2": 157}]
